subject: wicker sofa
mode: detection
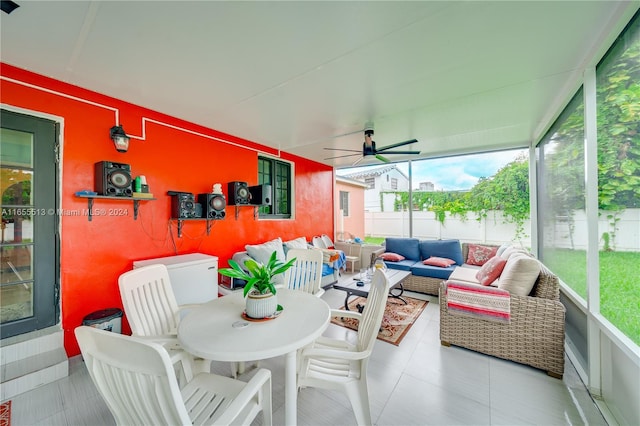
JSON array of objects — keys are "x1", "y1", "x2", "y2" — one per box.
[
  {"x1": 373, "y1": 239, "x2": 501, "y2": 296},
  {"x1": 439, "y1": 260, "x2": 566, "y2": 378}
]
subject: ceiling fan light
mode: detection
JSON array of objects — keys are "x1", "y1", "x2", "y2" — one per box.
[{"x1": 363, "y1": 139, "x2": 376, "y2": 155}]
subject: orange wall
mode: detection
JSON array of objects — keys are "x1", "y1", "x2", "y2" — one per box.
[
  {"x1": 1, "y1": 63, "x2": 335, "y2": 356},
  {"x1": 335, "y1": 180, "x2": 365, "y2": 240}
]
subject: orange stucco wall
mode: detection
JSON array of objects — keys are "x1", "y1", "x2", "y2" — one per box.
[{"x1": 1, "y1": 63, "x2": 334, "y2": 356}]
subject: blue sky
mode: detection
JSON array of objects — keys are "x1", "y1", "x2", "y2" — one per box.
[{"x1": 339, "y1": 148, "x2": 528, "y2": 191}]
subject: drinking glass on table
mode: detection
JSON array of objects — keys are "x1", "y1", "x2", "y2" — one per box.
[
  {"x1": 365, "y1": 267, "x2": 374, "y2": 282},
  {"x1": 374, "y1": 258, "x2": 387, "y2": 272}
]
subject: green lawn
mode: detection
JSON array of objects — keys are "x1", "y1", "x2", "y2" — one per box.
[
  {"x1": 365, "y1": 237, "x2": 639, "y2": 345},
  {"x1": 544, "y1": 248, "x2": 640, "y2": 346},
  {"x1": 364, "y1": 236, "x2": 385, "y2": 245}
]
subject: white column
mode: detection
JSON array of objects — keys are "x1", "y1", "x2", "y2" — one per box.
[{"x1": 584, "y1": 66, "x2": 601, "y2": 396}]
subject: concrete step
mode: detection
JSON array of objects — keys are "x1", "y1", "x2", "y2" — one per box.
[{"x1": 1, "y1": 328, "x2": 68, "y2": 401}]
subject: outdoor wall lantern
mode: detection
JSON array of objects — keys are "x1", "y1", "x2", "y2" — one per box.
[{"x1": 109, "y1": 125, "x2": 130, "y2": 153}]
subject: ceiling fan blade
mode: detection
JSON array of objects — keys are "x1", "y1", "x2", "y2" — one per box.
[
  {"x1": 323, "y1": 148, "x2": 362, "y2": 153},
  {"x1": 376, "y1": 150, "x2": 421, "y2": 155},
  {"x1": 352, "y1": 156, "x2": 365, "y2": 166},
  {"x1": 324, "y1": 153, "x2": 362, "y2": 160},
  {"x1": 304, "y1": 128, "x2": 364, "y2": 145},
  {"x1": 376, "y1": 139, "x2": 418, "y2": 152},
  {"x1": 375, "y1": 154, "x2": 390, "y2": 163}
]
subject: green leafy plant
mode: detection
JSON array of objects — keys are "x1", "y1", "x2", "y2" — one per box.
[
  {"x1": 219, "y1": 251, "x2": 296, "y2": 297},
  {"x1": 601, "y1": 232, "x2": 611, "y2": 252}
]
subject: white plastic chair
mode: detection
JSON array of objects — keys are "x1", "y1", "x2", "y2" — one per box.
[
  {"x1": 321, "y1": 234, "x2": 335, "y2": 249},
  {"x1": 75, "y1": 326, "x2": 272, "y2": 426},
  {"x1": 312, "y1": 235, "x2": 327, "y2": 249},
  {"x1": 297, "y1": 269, "x2": 390, "y2": 425},
  {"x1": 118, "y1": 264, "x2": 212, "y2": 376},
  {"x1": 343, "y1": 243, "x2": 362, "y2": 273},
  {"x1": 282, "y1": 248, "x2": 325, "y2": 297}
]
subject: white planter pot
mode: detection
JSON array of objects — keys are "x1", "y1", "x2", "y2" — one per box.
[{"x1": 245, "y1": 291, "x2": 278, "y2": 319}]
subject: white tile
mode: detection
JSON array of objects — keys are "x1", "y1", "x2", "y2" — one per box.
[
  {"x1": 9, "y1": 381, "x2": 64, "y2": 425},
  {"x1": 376, "y1": 373, "x2": 492, "y2": 425},
  {"x1": 62, "y1": 394, "x2": 114, "y2": 426},
  {"x1": 489, "y1": 356, "x2": 606, "y2": 425},
  {"x1": 31, "y1": 411, "x2": 68, "y2": 426}
]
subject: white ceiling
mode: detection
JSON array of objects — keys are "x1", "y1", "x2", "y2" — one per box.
[{"x1": 1, "y1": 1, "x2": 637, "y2": 168}]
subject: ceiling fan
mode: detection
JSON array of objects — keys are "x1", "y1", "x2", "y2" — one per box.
[{"x1": 324, "y1": 122, "x2": 420, "y2": 165}]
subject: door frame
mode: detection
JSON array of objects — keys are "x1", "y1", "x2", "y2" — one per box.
[{"x1": 1, "y1": 104, "x2": 63, "y2": 338}]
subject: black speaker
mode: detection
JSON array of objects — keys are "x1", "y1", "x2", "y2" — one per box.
[
  {"x1": 198, "y1": 193, "x2": 226, "y2": 219},
  {"x1": 94, "y1": 161, "x2": 133, "y2": 196},
  {"x1": 171, "y1": 193, "x2": 197, "y2": 218},
  {"x1": 227, "y1": 181, "x2": 251, "y2": 205},
  {"x1": 249, "y1": 184, "x2": 272, "y2": 206}
]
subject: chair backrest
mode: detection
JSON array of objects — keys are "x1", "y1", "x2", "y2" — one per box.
[
  {"x1": 283, "y1": 249, "x2": 323, "y2": 295},
  {"x1": 345, "y1": 243, "x2": 362, "y2": 258},
  {"x1": 357, "y1": 269, "x2": 390, "y2": 353},
  {"x1": 119, "y1": 264, "x2": 180, "y2": 337},
  {"x1": 75, "y1": 326, "x2": 190, "y2": 425},
  {"x1": 312, "y1": 236, "x2": 326, "y2": 249},
  {"x1": 321, "y1": 234, "x2": 334, "y2": 249}
]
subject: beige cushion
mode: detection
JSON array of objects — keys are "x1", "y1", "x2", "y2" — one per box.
[
  {"x1": 245, "y1": 237, "x2": 286, "y2": 264},
  {"x1": 448, "y1": 266, "x2": 481, "y2": 285},
  {"x1": 500, "y1": 246, "x2": 531, "y2": 260},
  {"x1": 496, "y1": 243, "x2": 512, "y2": 257},
  {"x1": 283, "y1": 236, "x2": 308, "y2": 252},
  {"x1": 245, "y1": 238, "x2": 286, "y2": 285},
  {"x1": 497, "y1": 254, "x2": 540, "y2": 296}
]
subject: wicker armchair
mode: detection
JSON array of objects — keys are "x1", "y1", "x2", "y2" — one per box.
[{"x1": 439, "y1": 261, "x2": 566, "y2": 378}]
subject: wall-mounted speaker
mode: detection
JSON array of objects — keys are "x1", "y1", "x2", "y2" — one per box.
[
  {"x1": 94, "y1": 161, "x2": 133, "y2": 196},
  {"x1": 198, "y1": 193, "x2": 226, "y2": 219},
  {"x1": 227, "y1": 181, "x2": 251, "y2": 205},
  {"x1": 171, "y1": 192, "x2": 197, "y2": 218},
  {"x1": 249, "y1": 184, "x2": 272, "y2": 206}
]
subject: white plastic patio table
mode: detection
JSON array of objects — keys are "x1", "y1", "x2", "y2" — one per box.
[{"x1": 177, "y1": 288, "x2": 331, "y2": 426}]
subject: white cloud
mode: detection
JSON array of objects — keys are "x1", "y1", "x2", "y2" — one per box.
[{"x1": 339, "y1": 149, "x2": 527, "y2": 191}]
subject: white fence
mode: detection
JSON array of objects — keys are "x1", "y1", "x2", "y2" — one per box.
[{"x1": 365, "y1": 208, "x2": 640, "y2": 251}]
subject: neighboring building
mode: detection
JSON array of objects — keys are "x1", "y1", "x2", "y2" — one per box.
[
  {"x1": 341, "y1": 165, "x2": 409, "y2": 212},
  {"x1": 335, "y1": 176, "x2": 367, "y2": 240},
  {"x1": 419, "y1": 181, "x2": 435, "y2": 191}
]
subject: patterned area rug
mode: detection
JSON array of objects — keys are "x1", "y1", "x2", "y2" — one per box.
[
  {"x1": 0, "y1": 400, "x2": 11, "y2": 426},
  {"x1": 331, "y1": 296, "x2": 428, "y2": 346}
]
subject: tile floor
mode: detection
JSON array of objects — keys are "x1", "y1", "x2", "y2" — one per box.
[{"x1": 6, "y1": 274, "x2": 607, "y2": 425}]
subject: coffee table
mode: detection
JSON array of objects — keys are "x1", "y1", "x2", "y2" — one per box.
[{"x1": 333, "y1": 269, "x2": 411, "y2": 312}]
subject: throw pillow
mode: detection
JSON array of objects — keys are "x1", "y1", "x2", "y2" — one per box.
[
  {"x1": 475, "y1": 256, "x2": 508, "y2": 286},
  {"x1": 245, "y1": 237, "x2": 286, "y2": 265},
  {"x1": 379, "y1": 252, "x2": 405, "y2": 262},
  {"x1": 500, "y1": 246, "x2": 533, "y2": 260},
  {"x1": 466, "y1": 244, "x2": 499, "y2": 266},
  {"x1": 283, "y1": 236, "x2": 308, "y2": 253},
  {"x1": 497, "y1": 254, "x2": 540, "y2": 296},
  {"x1": 496, "y1": 243, "x2": 512, "y2": 257},
  {"x1": 422, "y1": 256, "x2": 456, "y2": 267}
]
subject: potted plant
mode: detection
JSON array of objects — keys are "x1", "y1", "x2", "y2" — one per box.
[{"x1": 219, "y1": 251, "x2": 296, "y2": 318}]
